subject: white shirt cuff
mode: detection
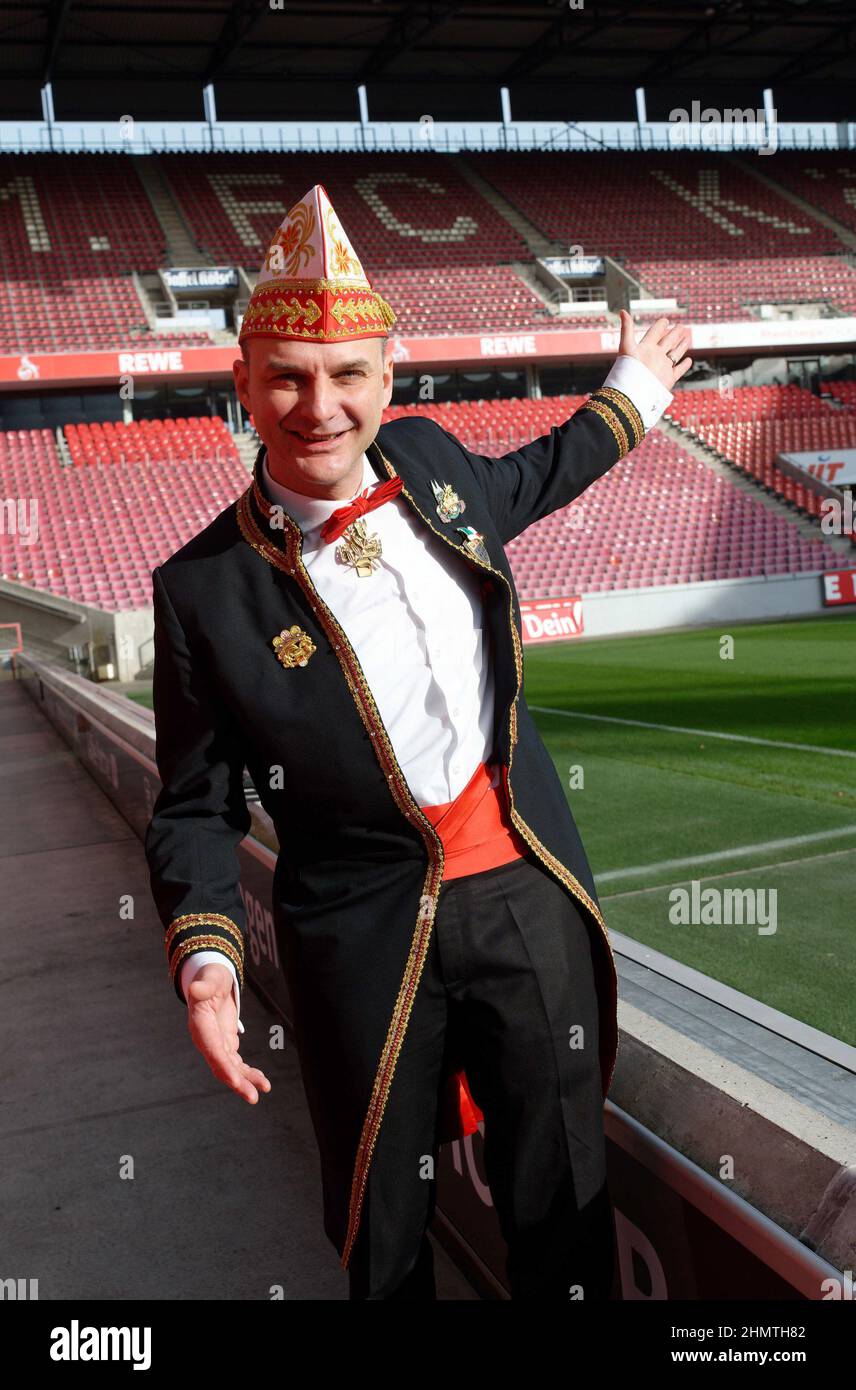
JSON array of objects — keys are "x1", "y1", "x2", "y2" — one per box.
[
  {"x1": 179, "y1": 952, "x2": 244, "y2": 1034},
  {"x1": 601, "y1": 354, "x2": 674, "y2": 432}
]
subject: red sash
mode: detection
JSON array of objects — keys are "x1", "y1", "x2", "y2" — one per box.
[{"x1": 421, "y1": 759, "x2": 529, "y2": 880}]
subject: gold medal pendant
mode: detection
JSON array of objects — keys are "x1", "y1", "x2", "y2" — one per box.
[
  {"x1": 335, "y1": 516, "x2": 383, "y2": 577},
  {"x1": 272, "y1": 625, "x2": 316, "y2": 668}
]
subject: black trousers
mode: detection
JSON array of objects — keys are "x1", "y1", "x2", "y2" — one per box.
[{"x1": 347, "y1": 851, "x2": 615, "y2": 1300}]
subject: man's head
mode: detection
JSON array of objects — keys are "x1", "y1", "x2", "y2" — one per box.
[{"x1": 233, "y1": 334, "x2": 394, "y2": 500}]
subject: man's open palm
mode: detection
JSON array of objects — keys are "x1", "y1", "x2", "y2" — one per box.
[
  {"x1": 618, "y1": 309, "x2": 693, "y2": 390},
  {"x1": 185, "y1": 964, "x2": 272, "y2": 1104}
]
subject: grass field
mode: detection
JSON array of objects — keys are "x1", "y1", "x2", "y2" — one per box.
[
  {"x1": 131, "y1": 613, "x2": 856, "y2": 1046},
  {"x1": 524, "y1": 614, "x2": 856, "y2": 1047}
]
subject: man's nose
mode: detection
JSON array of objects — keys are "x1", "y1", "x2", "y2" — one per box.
[{"x1": 298, "y1": 380, "x2": 338, "y2": 422}]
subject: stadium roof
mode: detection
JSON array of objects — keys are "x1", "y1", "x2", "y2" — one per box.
[{"x1": 0, "y1": 0, "x2": 852, "y2": 123}]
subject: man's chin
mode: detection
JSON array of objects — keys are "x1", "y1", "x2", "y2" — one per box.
[{"x1": 265, "y1": 430, "x2": 366, "y2": 490}]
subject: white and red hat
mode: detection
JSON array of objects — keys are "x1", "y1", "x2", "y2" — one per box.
[{"x1": 238, "y1": 183, "x2": 396, "y2": 345}]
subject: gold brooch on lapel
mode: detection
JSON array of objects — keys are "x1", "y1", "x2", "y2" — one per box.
[
  {"x1": 456, "y1": 525, "x2": 491, "y2": 566},
  {"x1": 431, "y1": 479, "x2": 466, "y2": 522},
  {"x1": 335, "y1": 517, "x2": 383, "y2": 578},
  {"x1": 272, "y1": 625, "x2": 316, "y2": 668}
]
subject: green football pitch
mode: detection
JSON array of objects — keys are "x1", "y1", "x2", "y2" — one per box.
[
  {"x1": 131, "y1": 613, "x2": 855, "y2": 1045},
  {"x1": 524, "y1": 614, "x2": 856, "y2": 1047}
]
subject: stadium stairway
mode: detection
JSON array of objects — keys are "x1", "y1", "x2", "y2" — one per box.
[
  {"x1": 454, "y1": 154, "x2": 562, "y2": 260},
  {"x1": 131, "y1": 155, "x2": 212, "y2": 267},
  {"x1": 454, "y1": 153, "x2": 577, "y2": 315},
  {"x1": 234, "y1": 430, "x2": 261, "y2": 473}
]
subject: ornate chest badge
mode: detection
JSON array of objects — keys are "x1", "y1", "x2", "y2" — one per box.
[
  {"x1": 272, "y1": 625, "x2": 316, "y2": 668},
  {"x1": 335, "y1": 516, "x2": 383, "y2": 578},
  {"x1": 456, "y1": 525, "x2": 491, "y2": 567},
  {"x1": 431, "y1": 478, "x2": 466, "y2": 522}
]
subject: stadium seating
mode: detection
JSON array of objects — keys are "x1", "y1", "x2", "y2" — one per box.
[
  {"x1": 64, "y1": 416, "x2": 233, "y2": 469},
  {"x1": 383, "y1": 396, "x2": 846, "y2": 592},
  {"x1": 3, "y1": 150, "x2": 856, "y2": 349},
  {"x1": 159, "y1": 152, "x2": 564, "y2": 336},
  {"x1": 665, "y1": 384, "x2": 856, "y2": 521},
  {"x1": 159, "y1": 153, "x2": 531, "y2": 268},
  {"x1": 1, "y1": 389, "x2": 849, "y2": 611},
  {"x1": 0, "y1": 154, "x2": 213, "y2": 353},
  {"x1": 0, "y1": 418, "x2": 245, "y2": 610},
  {"x1": 748, "y1": 150, "x2": 856, "y2": 237},
  {"x1": 1, "y1": 148, "x2": 854, "y2": 611},
  {"x1": 821, "y1": 381, "x2": 856, "y2": 411},
  {"x1": 469, "y1": 150, "x2": 856, "y2": 321}
]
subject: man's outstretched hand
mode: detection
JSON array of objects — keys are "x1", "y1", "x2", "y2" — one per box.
[
  {"x1": 185, "y1": 962, "x2": 272, "y2": 1104},
  {"x1": 618, "y1": 309, "x2": 693, "y2": 391}
]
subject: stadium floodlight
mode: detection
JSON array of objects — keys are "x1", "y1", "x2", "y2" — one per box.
[
  {"x1": 203, "y1": 84, "x2": 217, "y2": 127},
  {"x1": 763, "y1": 88, "x2": 775, "y2": 124},
  {"x1": 40, "y1": 82, "x2": 55, "y2": 125}
]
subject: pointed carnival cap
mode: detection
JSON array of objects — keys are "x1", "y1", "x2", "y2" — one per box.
[{"x1": 238, "y1": 183, "x2": 396, "y2": 345}]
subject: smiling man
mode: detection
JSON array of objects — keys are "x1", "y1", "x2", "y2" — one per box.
[{"x1": 145, "y1": 183, "x2": 691, "y2": 1300}]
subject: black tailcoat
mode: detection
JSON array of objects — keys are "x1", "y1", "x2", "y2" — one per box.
[{"x1": 144, "y1": 385, "x2": 646, "y2": 1268}]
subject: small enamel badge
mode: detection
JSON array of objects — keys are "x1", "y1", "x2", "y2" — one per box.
[
  {"x1": 272, "y1": 625, "x2": 316, "y2": 668},
  {"x1": 456, "y1": 525, "x2": 491, "y2": 566},
  {"x1": 431, "y1": 479, "x2": 466, "y2": 522}
]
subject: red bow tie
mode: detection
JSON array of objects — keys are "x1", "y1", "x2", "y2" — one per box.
[{"x1": 319, "y1": 476, "x2": 404, "y2": 543}]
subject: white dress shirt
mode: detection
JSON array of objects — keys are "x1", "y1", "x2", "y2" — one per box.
[{"x1": 179, "y1": 354, "x2": 672, "y2": 1028}]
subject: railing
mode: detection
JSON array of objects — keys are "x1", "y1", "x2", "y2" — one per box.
[{"x1": 0, "y1": 119, "x2": 852, "y2": 156}]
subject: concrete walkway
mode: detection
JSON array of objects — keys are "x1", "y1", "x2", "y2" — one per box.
[{"x1": 0, "y1": 678, "x2": 476, "y2": 1300}]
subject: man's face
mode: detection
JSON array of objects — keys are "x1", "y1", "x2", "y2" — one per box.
[{"x1": 232, "y1": 336, "x2": 393, "y2": 497}]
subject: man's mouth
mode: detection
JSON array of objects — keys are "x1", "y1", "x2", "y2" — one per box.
[{"x1": 288, "y1": 428, "x2": 351, "y2": 442}]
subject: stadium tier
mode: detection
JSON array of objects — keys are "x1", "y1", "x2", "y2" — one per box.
[
  {"x1": 157, "y1": 152, "x2": 562, "y2": 335},
  {"x1": 3, "y1": 392, "x2": 844, "y2": 614},
  {"x1": 503, "y1": 446, "x2": 840, "y2": 592},
  {"x1": 470, "y1": 150, "x2": 856, "y2": 321},
  {"x1": 0, "y1": 154, "x2": 214, "y2": 354},
  {"x1": 2, "y1": 151, "x2": 856, "y2": 354}
]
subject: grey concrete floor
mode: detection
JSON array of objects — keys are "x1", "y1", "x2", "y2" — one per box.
[{"x1": 0, "y1": 680, "x2": 477, "y2": 1300}]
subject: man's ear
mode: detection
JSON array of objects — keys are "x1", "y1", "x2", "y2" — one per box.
[
  {"x1": 232, "y1": 354, "x2": 251, "y2": 414},
  {"x1": 381, "y1": 340, "x2": 394, "y2": 406}
]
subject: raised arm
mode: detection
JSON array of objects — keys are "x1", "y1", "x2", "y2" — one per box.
[{"x1": 440, "y1": 313, "x2": 692, "y2": 545}]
